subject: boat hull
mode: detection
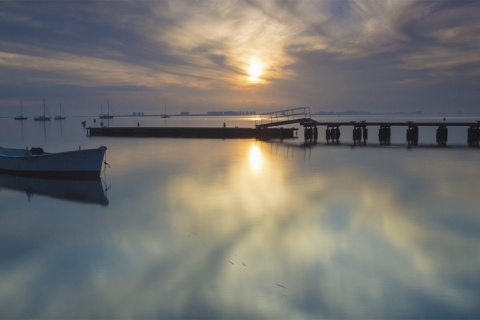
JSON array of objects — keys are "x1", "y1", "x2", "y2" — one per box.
[
  {"x1": 0, "y1": 146, "x2": 107, "y2": 180},
  {"x1": 34, "y1": 116, "x2": 51, "y2": 121}
]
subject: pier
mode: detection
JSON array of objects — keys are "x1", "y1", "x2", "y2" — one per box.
[
  {"x1": 86, "y1": 107, "x2": 480, "y2": 147},
  {"x1": 256, "y1": 108, "x2": 480, "y2": 147},
  {"x1": 87, "y1": 126, "x2": 297, "y2": 140}
]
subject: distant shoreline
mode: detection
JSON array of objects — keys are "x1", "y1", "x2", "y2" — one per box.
[{"x1": 2, "y1": 111, "x2": 480, "y2": 119}]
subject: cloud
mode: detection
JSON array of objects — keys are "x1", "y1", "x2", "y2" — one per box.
[
  {"x1": 1, "y1": 0, "x2": 480, "y2": 113},
  {"x1": 401, "y1": 47, "x2": 480, "y2": 71},
  {"x1": 147, "y1": 0, "x2": 299, "y2": 82}
]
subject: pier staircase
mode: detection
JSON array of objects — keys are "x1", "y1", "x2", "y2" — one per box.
[{"x1": 255, "y1": 107, "x2": 315, "y2": 129}]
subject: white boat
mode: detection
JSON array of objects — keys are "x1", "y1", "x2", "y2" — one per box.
[
  {"x1": 14, "y1": 101, "x2": 28, "y2": 120},
  {"x1": 54, "y1": 103, "x2": 66, "y2": 120},
  {"x1": 34, "y1": 99, "x2": 51, "y2": 121},
  {"x1": 99, "y1": 100, "x2": 114, "y2": 119},
  {"x1": 0, "y1": 146, "x2": 107, "y2": 180}
]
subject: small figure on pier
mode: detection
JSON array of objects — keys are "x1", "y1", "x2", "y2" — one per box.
[
  {"x1": 313, "y1": 126, "x2": 318, "y2": 143},
  {"x1": 223, "y1": 122, "x2": 226, "y2": 128},
  {"x1": 137, "y1": 122, "x2": 140, "y2": 127},
  {"x1": 326, "y1": 127, "x2": 331, "y2": 144}
]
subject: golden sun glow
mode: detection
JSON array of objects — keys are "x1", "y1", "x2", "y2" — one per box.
[
  {"x1": 249, "y1": 145, "x2": 263, "y2": 172},
  {"x1": 247, "y1": 61, "x2": 263, "y2": 81}
]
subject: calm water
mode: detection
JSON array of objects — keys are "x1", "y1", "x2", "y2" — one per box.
[{"x1": 1, "y1": 115, "x2": 480, "y2": 319}]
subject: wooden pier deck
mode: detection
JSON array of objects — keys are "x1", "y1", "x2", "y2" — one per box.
[
  {"x1": 303, "y1": 121, "x2": 480, "y2": 127},
  {"x1": 87, "y1": 126, "x2": 297, "y2": 140},
  {"x1": 254, "y1": 107, "x2": 480, "y2": 147},
  {"x1": 86, "y1": 107, "x2": 480, "y2": 147}
]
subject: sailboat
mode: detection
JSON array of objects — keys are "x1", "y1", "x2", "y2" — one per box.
[
  {"x1": 14, "y1": 101, "x2": 28, "y2": 120},
  {"x1": 34, "y1": 99, "x2": 51, "y2": 121},
  {"x1": 161, "y1": 104, "x2": 170, "y2": 118},
  {"x1": 99, "y1": 100, "x2": 114, "y2": 119},
  {"x1": 54, "y1": 103, "x2": 66, "y2": 120}
]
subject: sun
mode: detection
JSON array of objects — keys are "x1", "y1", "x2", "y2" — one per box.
[{"x1": 247, "y1": 61, "x2": 263, "y2": 80}]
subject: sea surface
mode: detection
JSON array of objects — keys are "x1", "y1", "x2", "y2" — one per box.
[{"x1": 1, "y1": 114, "x2": 480, "y2": 319}]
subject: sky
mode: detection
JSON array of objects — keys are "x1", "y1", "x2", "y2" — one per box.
[{"x1": 1, "y1": 0, "x2": 480, "y2": 116}]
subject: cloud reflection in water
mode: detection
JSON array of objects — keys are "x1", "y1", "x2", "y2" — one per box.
[
  {"x1": 158, "y1": 143, "x2": 480, "y2": 319},
  {"x1": 1, "y1": 140, "x2": 480, "y2": 319}
]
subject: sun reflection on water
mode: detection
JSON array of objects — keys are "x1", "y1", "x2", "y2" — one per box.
[{"x1": 249, "y1": 145, "x2": 263, "y2": 172}]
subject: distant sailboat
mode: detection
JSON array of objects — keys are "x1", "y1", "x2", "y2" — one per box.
[
  {"x1": 99, "y1": 100, "x2": 114, "y2": 119},
  {"x1": 54, "y1": 103, "x2": 66, "y2": 120},
  {"x1": 161, "y1": 104, "x2": 170, "y2": 118},
  {"x1": 14, "y1": 101, "x2": 28, "y2": 120},
  {"x1": 34, "y1": 99, "x2": 51, "y2": 121}
]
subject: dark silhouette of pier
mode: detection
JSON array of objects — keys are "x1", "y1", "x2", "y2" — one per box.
[
  {"x1": 87, "y1": 126, "x2": 297, "y2": 140},
  {"x1": 256, "y1": 108, "x2": 480, "y2": 148},
  {"x1": 87, "y1": 107, "x2": 480, "y2": 147}
]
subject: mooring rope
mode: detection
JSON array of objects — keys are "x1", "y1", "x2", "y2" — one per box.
[{"x1": 101, "y1": 151, "x2": 111, "y2": 176}]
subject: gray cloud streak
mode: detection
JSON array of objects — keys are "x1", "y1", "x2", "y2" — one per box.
[{"x1": 0, "y1": 0, "x2": 479, "y2": 113}]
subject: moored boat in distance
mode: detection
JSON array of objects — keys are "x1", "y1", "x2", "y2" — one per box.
[
  {"x1": 34, "y1": 99, "x2": 51, "y2": 121},
  {"x1": 54, "y1": 103, "x2": 66, "y2": 120},
  {"x1": 0, "y1": 146, "x2": 107, "y2": 180},
  {"x1": 161, "y1": 104, "x2": 170, "y2": 118},
  {"x1": 14, "y1": 101, "x2": 28, "y2": 120},
  {"x1": 99, "y1": 100, "x2": 114, "y2": 119}
]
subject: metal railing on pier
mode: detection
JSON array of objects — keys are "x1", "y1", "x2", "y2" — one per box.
[
  {"x1": 255, "y1": 107, "x2": 312, "y2": 129},
  {"x1": 254, "y1": 107, "x2": 480, "y2": 147}
]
